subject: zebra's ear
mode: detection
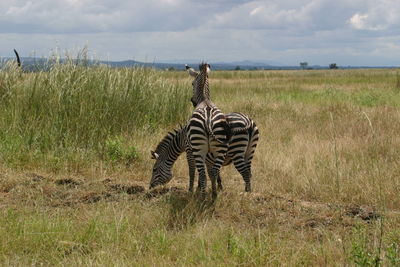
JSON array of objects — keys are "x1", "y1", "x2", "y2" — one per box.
[
  {"x1": 185, "y1": 64, "x2": 198, "y2": 77},
  {"x1": 150, "y1": 150, "x2": 159, "y2": 159},
  {"x1": 206, "y1": 64, "x2": 211, "y2": 74}
]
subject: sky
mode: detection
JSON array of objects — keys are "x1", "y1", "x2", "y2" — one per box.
[{"x1": 1, "y1": 0, "x2": 400, "y2": 66}]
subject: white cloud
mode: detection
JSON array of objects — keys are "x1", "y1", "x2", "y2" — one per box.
[
  {"x1": 0, "y1": 0, "x2": 249, "y2": 33},
  {"x1": 2, "y1": 0, "x2": 397, "y2": 34},
  {"x1": 349, "y1": 13, "x2": 372, "y2": 30},
  {"x1": 348, "y1": 0, "x2": 400, "y2": 31},
  {"x1": 6, "y1": 1, "x2": 33, "y2": 16},
  {"x1": 213, "y1": 2, "x2": 309, "y2": 30}
]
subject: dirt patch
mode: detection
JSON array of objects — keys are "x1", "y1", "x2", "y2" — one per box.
[
  {"x1": 0, "y1": 183, "x2": 15, "y2": 193},
  {"x1": 251, "y1": 192, "x2": 382, "y2": 222},
  {"x1": 108, "y1": 184, "x2": 145, "y2": 194},
  {"x1": 101, "y1": 178, "x2": 113, "y2": 184},
  {"x1": 26, "y1": 173, "x2": 46, "y2": 182},
  {"x1": 58, "y1": 241, "x2": 91, "y2": 256},
  {"x1": 230, "y1": 192, "x2": 371, "y2": 230},
  {"x1": 345, "y1": 205, "x2": 380, "y2": 221},
  {"x1": 55, "y1": 178, "x2": 81, "y2": 187},
  {"x1": 145, "y1": 186, "x2": 186, "y2": 199},
  {"x1": 80, "y1": 191, "x2": 113, "y2": 204},
  {"x1": 302, "y1": 216, "x2": 337, "y2": 228}
]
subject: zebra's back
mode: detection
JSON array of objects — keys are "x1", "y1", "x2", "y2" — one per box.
[
  {"x1": 188, "y1": 104, "x2": 231, "y2": 148},
  {"x1": 222, "y1": 113, "x2": 259, "y2": 167}
]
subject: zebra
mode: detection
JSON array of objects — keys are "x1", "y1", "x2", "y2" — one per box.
[
  {"x1": 185, "y1": 63, "x2": 232, "y2": 198},
  {"x1": 149, "y1": 112, "x2": 259, "y2": 192}
]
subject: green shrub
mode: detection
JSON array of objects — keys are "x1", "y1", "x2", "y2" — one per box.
[
  {"x1": 350, "y1": 226, "x2": 380, "y2": 266},
  {"x1": 104, "y1": 135, "x2": 139, "y2": 164}
]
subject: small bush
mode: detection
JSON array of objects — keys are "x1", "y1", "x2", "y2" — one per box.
[
  {"x1": 104, "y1": 136, "x2": 139, "y2": 164},
  {"x1": 350, "y1": 226, "x2": 381, "y2": 266},
  {"x1": 386, "y1": 242, "x2": 400, "y2": 265}
]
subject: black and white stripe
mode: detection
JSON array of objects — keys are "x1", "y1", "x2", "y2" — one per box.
[
  {"x1": 149, "y1": 113, "x2": 259, "y2": 192},
  {"x1": 186, "y1": 63, "x2": 231, "y2": 197},
  {"x1": 149, "y1": 124, "x2": 190, "y2": 188}
]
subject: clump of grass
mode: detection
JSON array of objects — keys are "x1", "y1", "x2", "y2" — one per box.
[
  {"x1": 348, "y1": 223, "x2": 398, "y2": 266},
  {"x1": 103, "y1": 135, "x2": 139, "y2": 165}
]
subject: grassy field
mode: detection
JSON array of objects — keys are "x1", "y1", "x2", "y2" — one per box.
[{"x1": 0, "y1": 62, "x2": 399, "y2": 266}]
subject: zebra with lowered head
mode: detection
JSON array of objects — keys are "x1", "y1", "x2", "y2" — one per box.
[{"x1": 149, "y1": 112, "x2": 259, "y2": 192}]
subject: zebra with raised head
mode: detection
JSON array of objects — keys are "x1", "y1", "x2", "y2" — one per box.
[
  {"x1": 186, "y1": 63, "x2": 231, "y2": 198},
  {"x1": 149, "y1": 112, "x2": 259, "y2": 192}
]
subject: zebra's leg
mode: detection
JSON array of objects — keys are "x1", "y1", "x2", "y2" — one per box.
[
  {"x1": 192, "y1": 150, "x2": 208, "y2": 196},
  {"x1": 206, "y1": 162, "x2": 223, "y2": 193},
  {"x1": 206, "y1": 161, "x2": 217, "y2": 198},
  {"x1": 197, "y1": 157, "x2": 205, "y2": 192},
  {"x1": 206, "y1": 154, "x2": 222, "y2": 191},
  {"x1": 233, "y1": 156, "x2": 252, "y2": 192},
  {"x1": 209, "y1": 148, "x2": 227, "y2": 199},
  {"x1": 196, "y1": 162, "x2": 207, "y2": 196},
  {"x1": 197, "y1": 170, "x2": 201, "y2": 192},
  {"x1": 209, "y1": 163, "x2": 224, "y2": 198},
  {"x1": 217, "y1": 174, "x2": 223, "y2": 191},
  {"x1": 186, "y1": 148, "x2": 196, "y2": 192},
  {"x1": 205, "y1": 156, "x2": 217, "y2": 198},
  {"x1": 208, "y1": 167, "x2": 218, "y2": 199}
]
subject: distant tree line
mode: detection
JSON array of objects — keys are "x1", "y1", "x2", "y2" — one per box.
[
  {"x1": 300, "y1": 62, "x2": 339, "y2": 69},
  {"x1": 329, "y1": 63, "x2": 338, "y2": 69}
]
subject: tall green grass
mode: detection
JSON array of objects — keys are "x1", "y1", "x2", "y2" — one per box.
[{"x1": 0, "y1": 61, "x2": 191, "y2": 168}]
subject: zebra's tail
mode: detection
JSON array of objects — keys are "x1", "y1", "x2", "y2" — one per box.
[
  {"x1": 226, "y1": 112, "x2": 253, "y2": 134},
  {"x1": 221, "y1": 117, "x2": 233, "y2": 143},
  {"x1": 207, "y1": 115, "x2": 232, "y2": 145}
]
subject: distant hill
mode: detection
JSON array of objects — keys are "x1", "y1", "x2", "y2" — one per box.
[
  {"x1": 216, "y1": 60, "x2": 283, "y2": 67},
  {"x1": 1, "y1": 56, "x2": 398, "y2": 71},
  {"x1": 87, "y1": 59, "x2": 287, "y2": 70},
  {"x1": 0, "y1": 56, "x2": 291, "y2": 71}
]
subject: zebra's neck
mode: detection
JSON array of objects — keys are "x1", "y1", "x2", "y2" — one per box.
[
  {"x1": 154, "y1": 127, "x2": 186, "y2": 166},
  {"x1": 194, "y1": 70, "x2": 210, "y2": 104}
]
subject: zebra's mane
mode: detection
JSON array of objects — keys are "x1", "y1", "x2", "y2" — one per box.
[
  {"x1": 153, "y1": 125, "x2": 185, "y2": 155},
  {"x1": 195, "y1": 63, "x2": 210, "y2": 101}
]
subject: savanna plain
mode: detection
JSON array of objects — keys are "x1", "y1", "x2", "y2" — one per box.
[{"x1": 0, "y1": 61, "x2": 399, "y2": 266}]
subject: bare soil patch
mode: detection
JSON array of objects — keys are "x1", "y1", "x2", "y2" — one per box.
[
  {"x1": 55, "y1": 178, "x2": 81, "y2": 187},
  {"x1": 107, "y1": 183, "x2": 145, "y2": 194}
]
